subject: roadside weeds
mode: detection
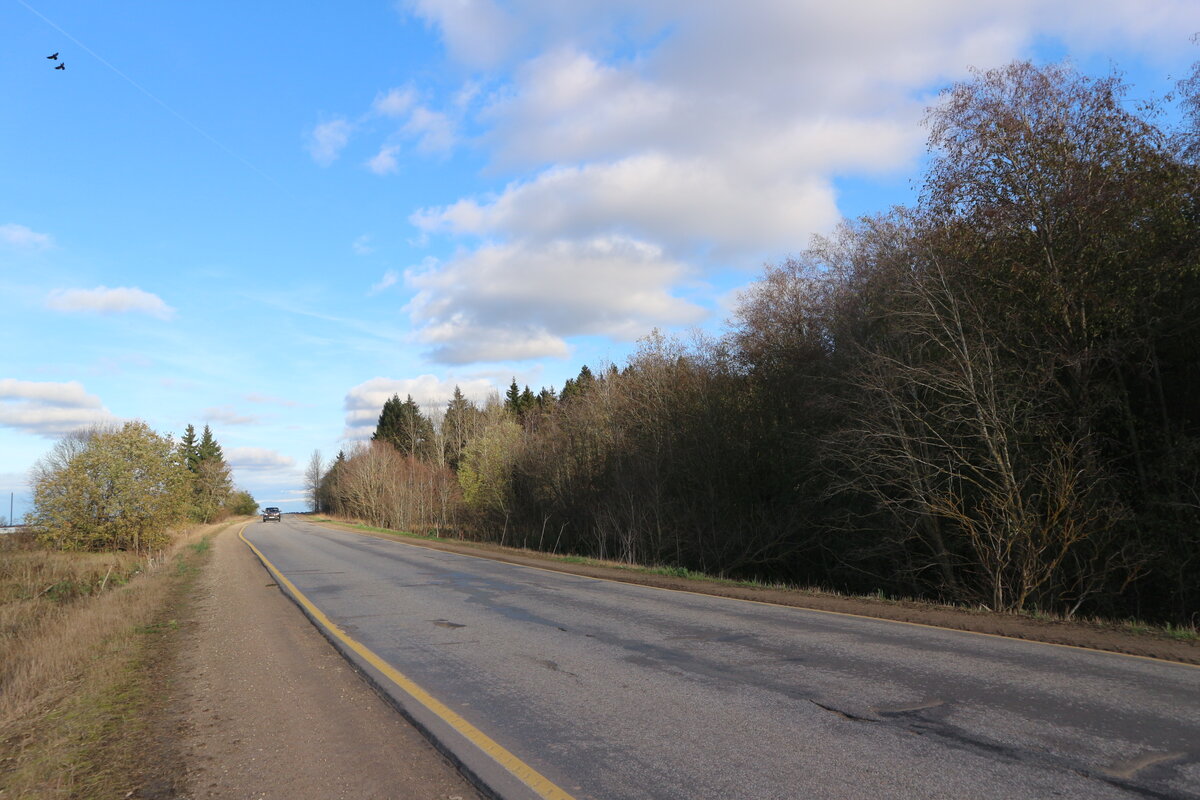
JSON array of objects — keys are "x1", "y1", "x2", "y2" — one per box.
[{"x1": 0, "y1": 520, "x2": 237, "y2": 799}]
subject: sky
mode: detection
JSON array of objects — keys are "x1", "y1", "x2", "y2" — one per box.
[{"x1": 2, "y1": 0, "x2": 1197, "y2": 517}]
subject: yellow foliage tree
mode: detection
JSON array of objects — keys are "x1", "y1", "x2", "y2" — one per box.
[{"x1": 30, "y1": 421, "x2": 190, "y2": 553}]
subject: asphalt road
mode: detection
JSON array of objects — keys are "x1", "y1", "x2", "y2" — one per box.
[{"x1": 244, "y1": 517, "x2": 1200, "y2": 800}]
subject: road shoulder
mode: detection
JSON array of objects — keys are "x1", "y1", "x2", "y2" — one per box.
[{"x1": 168, "y1": 524, "x2": 481, "y2": 800}]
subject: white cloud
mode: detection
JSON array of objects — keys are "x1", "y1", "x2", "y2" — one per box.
[
  {"x1": 226, "y1": 447, "x2": 296, "y2": 471},
  {"x1": 46, "y1": 286, "x2": 176, "y2": 320},
  {"x1": 406, "y1": 235, "x2": 706, "y2": 364},
  {"x1": 368, "y1": 269, "x2": 400, "y2": 295},
  {"x1": 343, "y1": 375, "x2": 498, "y2": 439},
  {"x1": 405, "y1": 107, "x2": 456, "y2": 154},
  {"x1": 202, "y1": 405, "x2": 260, "y2": 426},
  {"x1": 374, "y1": 86, "x2": 417, "y2": 117},
  {"x1": 0, "y1": 223, "x2": 52, "y2": 249},
  {"x1": 406, "y1": 0, "x2": 519, "y2": 69},
  {"x1": 308, "y1": 118, "x2": 353, "y2": 166},
  {"x1": 0, "y1": 379, "x2": 119, "y2": 438},
  {"x1": 392, "y1": 0, "x2": 1200, "y2": 366},
  {"x1": 367, "y1": 144, "x2": 401, "y2": 175},
  {"x1": 413, "y1": 153, "x2": 844, "y2": 256}
]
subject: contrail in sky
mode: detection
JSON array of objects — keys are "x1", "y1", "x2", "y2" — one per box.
[{"x1": 16, "y1": 0, "x2": 282, "y2": 188}]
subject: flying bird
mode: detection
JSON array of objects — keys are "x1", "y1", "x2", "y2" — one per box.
[
  {"x1": 47, "y1": 52, "x2": 58, "y2": 59},
  {"x1": 55, "y1": 63, "x2": 65, "y2": 70}
]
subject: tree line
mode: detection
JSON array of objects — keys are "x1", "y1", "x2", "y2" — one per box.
[
  {"x1": 311, "y1": 60, "x2": 1199, "y2": 625},
  {"x1": 30, "y1": 421, "x2": 257, "y2": 553}
]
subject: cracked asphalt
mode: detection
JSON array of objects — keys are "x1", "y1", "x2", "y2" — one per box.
[{"x1": 246, "y1": 517, "x2": 1200, "y2": 800}]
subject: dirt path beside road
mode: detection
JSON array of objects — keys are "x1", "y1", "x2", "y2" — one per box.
[{"x1": 169, "y1": 524, "x2": 481, "y2": 800}]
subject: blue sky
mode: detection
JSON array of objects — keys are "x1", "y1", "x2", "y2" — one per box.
[{"x1": 2, "y1": 0, "x2": 1196, "y2": 516}]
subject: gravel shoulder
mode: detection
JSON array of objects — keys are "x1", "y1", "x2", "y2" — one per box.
[
  {"x1": 169, "y1": 523, "x2": 481, "y2": 800},
  {"x1": 312, "y1": 518, "x2": 1200, "y2": 666}
]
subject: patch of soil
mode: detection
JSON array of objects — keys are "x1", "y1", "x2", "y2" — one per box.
[
  {"x1": 156, "y1": 525, "x2": 481, "y2": 800},
  {"x1": 315, "y1": 520, "x2": 1200, "y2": 666}
]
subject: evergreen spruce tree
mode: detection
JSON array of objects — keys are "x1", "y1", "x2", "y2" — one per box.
[
  {"x1": 374, "y1": 394, "x2": 434, "y2": 459},
  {"x1": 198, "y1": 425, "x2": 224, "y2": 462},
  {"x1": 504, "y1": 379, "x2": 522, "y2": 416},
  {"x1": 189, "y1": 424, "x2": 232, "y2": 522},
  {"x1": 180, "y1": 423, "x2": 200, "y2": 473},
  {"x1": 519, "y1": 386, "x2": 536, "y2": 417},
  {"x1": 373, "y1": 394, "x2": 404, "y2": 445},
  {"x1": 560, "y1": 365, "x2": 595, "y2": 404}
]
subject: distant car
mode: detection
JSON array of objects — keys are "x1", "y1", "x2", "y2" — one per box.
[{"x1": 262, "y1": 507, "x2": 281, "y2": 522}]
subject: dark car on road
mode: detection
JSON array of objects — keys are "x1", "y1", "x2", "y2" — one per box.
[{"x1": 262, "y1": 507, "x2": 281, "y2": 522}]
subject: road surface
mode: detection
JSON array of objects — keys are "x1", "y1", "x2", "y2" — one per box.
[{"x1": 244, "y1": 517, "x2": 1200, "y2": 800}]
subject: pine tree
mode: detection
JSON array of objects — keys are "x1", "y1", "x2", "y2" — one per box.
[
  {"x1": 180, "y1": 424, "x2": 200, "y2": 473},
  {"x1": 560, "y1": 365, "x2": 595, "y2": 404},
  {"x1": 374, "y1": 394, "x2": 434, "y2": 459},
  {"x1": 373, "y1": 394, "x2": 404, "y2": 445},
  {"x1": 191, "y1": 424, "x2": 231, "y2": 522},
  {"x1": 198, "y1": 425, "x2": 223, "y2": 462},
  {"x1": 519, "y1": 386, "x2": 536, "y2": 416},
  {"x1": 504, "y1": 379, "x2": 521, "y2": 415}
]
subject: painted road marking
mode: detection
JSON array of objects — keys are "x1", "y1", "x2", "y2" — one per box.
[{"x1": 238, "y1": 524, "x2": 577, "y2": 800}]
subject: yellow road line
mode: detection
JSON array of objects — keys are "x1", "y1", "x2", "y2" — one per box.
[
  {"x1": 237, "y1": 524, "x2": 576, "y2": 800},
  {"x1": 308, "y1": 520, "x2": 1200, "y2": 671}
]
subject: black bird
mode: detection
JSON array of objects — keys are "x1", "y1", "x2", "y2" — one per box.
[
  {"x1": 55, "y1": 62, "x2": 64, "y2": 70},
  {"x1": 47, "y1": 52, "x2": 58, "y2": 59}
]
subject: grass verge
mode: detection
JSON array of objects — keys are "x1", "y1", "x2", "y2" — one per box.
[
  {"x1": 310, "y1": 515, "x2": 1199, "y2": 662},
  {"x1": 0, "y1": 520, "x2": 238, "y2": 799}
]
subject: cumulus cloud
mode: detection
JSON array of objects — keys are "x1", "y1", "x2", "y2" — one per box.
[
  {"x1": 406, "y1": 0, "x2": 519, "y2": 69},
  {"x1": 308, "y1": 118, "x2": 353, "y2": 166},
  {"x1": 226, "y1": 447, "x2": 296, "y2": 471},
  {"x1": 413, "y1": 154, "x2": 843, "y2": 255},
  {"x1": 0, "y1": 379, "x2": 119, "y2": 438},
  {"x1": 46, "y1": 286, "x2": 176, "y2": 320},
  {"x1": 406, "y1": 235, "x2": 706, "y2": 363},
  {"x1": 0, "y1": 223, "x2": 52, "y2": 249},
  {"x1": 202, "y1": 405, "x2": 260, "y2": 426},
  {"x1": 391, "y1": 0, "x2": 1200, "y2": 365},
  {"x1": 343, "y1": 375, "x2": 498, "y2": 439}
]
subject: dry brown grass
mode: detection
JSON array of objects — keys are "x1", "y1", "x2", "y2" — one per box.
[
  {"x1": 0, "y1": 519, "x2": 240, "y2": 798},
  {"x1": 1, "y1": 541, "x2": 155, "y2": 724}
]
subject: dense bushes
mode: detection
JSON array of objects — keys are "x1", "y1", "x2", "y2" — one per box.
[
  {"x1": 28, "y1": 422, "x2": 255, "y2": 553},
  {"x1": 29, "y1": 422, "x2": 188, "y2": 553}
]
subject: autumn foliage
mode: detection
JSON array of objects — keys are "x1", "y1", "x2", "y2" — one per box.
[{"x1": 322, "y1": 60, "x2": 1198, "y2": 624}]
